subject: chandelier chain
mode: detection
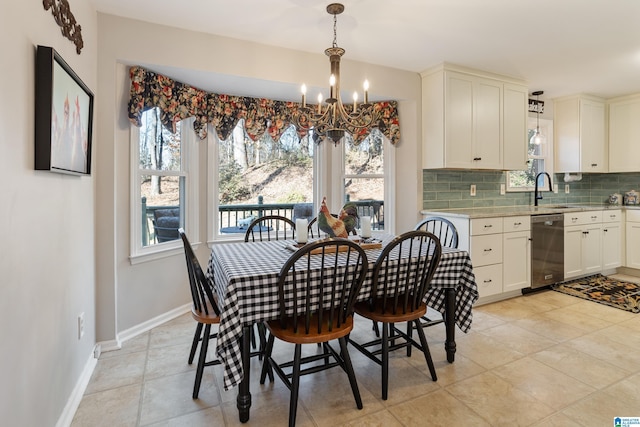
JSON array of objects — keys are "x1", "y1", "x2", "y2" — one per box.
[{"x1": 332, "y1": 12, "x2": 338, "y2": 48}]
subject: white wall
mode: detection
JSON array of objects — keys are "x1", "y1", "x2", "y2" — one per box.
[
  {"x1": 0, "y1": 1, "x2": 97, "y2": 426},
  {"x1": 96, "y1": 14, "x2": 424, "y2": 338}
]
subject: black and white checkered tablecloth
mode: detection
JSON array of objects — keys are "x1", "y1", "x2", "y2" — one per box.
[{"x1": 206, "y1": 234, "x2": 478, "y2": 390}]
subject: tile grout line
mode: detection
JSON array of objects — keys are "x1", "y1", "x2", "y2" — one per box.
[{"x1": 136, "y1": 332, "x2": 152, "y2": 426}]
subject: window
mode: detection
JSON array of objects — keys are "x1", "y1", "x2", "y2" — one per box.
[
  {"x1": 342, "y1": 130, "x2": 388, "y2": 230},
  {"x1": 507, "y1": 117, "x2": 553, "y2": 192},
  {"x1": 207, "y1": 123, "x2": 392, "y2": 241},
  {"x1": 130, "y1": 108, "x2": 197, "y2": 261},
  {"x1": 209, "y1": 121, "x2": 314, "y2": 239}
]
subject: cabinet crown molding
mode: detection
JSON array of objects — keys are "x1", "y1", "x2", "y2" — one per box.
[{"x1": 420, "y1": 62, "x2": 527, "y2": 86}]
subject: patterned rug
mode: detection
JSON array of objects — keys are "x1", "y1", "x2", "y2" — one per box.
[{"x1": 552, "y1": 274, "x2": 640, "y2": 313}]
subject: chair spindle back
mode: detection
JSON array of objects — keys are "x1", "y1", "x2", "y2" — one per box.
[
  {"x1": 415, "y1": 216, "x2": 459, "y2": 249},
  {"x1": 277, "y1": 239, "x2": 368, "y2": 334},
  {"x1": 244, "y1": 215, "x2": 296, "y2": 242},
  {"x1": 369, "y1": 230, "x2": 442, "y2": 315}
]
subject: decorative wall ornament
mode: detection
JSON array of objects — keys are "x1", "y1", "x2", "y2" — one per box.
[
  {"x1": 127, "y1": 66, "x2": 401, "y2": 145},
  {"x1": 43, "y1": 0, "x2": 84, "y2": 54}
]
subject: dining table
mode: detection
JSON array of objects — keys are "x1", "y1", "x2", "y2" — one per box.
[{"x1": 205, "y1": 232, "x2": 478, "y2": 423}]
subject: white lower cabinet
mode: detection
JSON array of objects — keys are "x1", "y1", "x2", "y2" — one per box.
[
  {"x1": 503, "y1": 229, "x2": 531, "y2": 292},
  {"x1": 439, "y1": 214, "x2": 530, "y2": 300},
  {"x1": 469, "y1": 217, "x2": 503, "y2": 298},
  {"x1": 474, "y1": 263, "x2": 503, "y2": 298},
  {"x1": 626, "y1": 210, "x2": 640, "y2": 268},
  {"x1": 502, "y1": 215, "x2": 531, "y2": 293},
  {"x1": 564, "y1": 211, "x2": 602, "y2": 279},
  {"x1": 602, "y1": 210, "x2": 622, "y2": 270}
]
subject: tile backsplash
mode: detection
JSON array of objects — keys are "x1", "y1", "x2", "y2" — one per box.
[{"x1": 422, "y1": 170, "x2": 640, "y2": 210}]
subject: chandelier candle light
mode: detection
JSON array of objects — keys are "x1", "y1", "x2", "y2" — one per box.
[{"x1": 297, "y1": 3, "x2": 379, "y2": 145}]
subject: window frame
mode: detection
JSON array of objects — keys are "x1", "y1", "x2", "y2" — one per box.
[
  {"x1": 333, "y1": 132, "x2": 394, "y2": 233},
  {"x1": 129, "y1": 115, "x2": 198, "y2": 264},
  {"x1": 506, "y1": 117, "x2": 554, "y2": 193}
]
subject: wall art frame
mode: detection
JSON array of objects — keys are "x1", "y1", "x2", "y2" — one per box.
[{"x1": 35, "y1": 45, "x2": 94, "y2": 175}]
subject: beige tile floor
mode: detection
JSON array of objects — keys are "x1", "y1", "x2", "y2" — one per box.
[{"x1": 72, "y1": 275, "x2": 640, "y2": 426}]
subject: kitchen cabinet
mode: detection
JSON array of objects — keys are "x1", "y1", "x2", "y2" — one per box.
[
  {"x1": 602, "y1": 210, "x2": 622, "y2": 270},
  {"x1": 503, "y1": 84, "x2": 529, "y2": 170},
  {"x1": 469, "y1": 217, "x2": 503, "y2": 298},
  {"x1": 421, "y1": 63, "x2": 527, "y2": 170},
  {"x1": 608, "y1": 94, "x2": 640, "y2": 172},
  {"x1": 625, "y1": 210, "x2": 640, "y2": 268},
  {"x1": 502, "y1": 216, "x2": 531, "y2": 292},
  {"x1": 431, "y1": 213, "x2": 530, "y2": 301},
  {"x1": 554, "y1": 95, "x2": 607, "y2": 173},
  {"x1": 564, "y1": 211, "x2": 602, "y2": 279}
]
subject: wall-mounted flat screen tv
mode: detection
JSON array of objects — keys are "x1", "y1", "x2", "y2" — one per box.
[{"x1": 35, "y1": 45, "x2": 94, "y2": 175}]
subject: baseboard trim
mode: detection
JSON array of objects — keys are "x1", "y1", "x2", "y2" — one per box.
[
  {"x1": 59, "y1": 303, "x2": 192, "y2": 425},
  {"x1": 99, "y1": 338, "x2": 122, "y2": 353},
  {"x1": 113, "y1": 303, "x2": 191, "y2": 348},
  {"x1": 55, "y1": 345, "x2": 99, "y2": 427}
]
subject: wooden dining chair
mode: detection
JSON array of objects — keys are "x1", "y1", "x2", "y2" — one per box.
[
  {"x1": 259, "y1": 239, "x2": 369, "y2": 427},
  {"x1": 244, "y1": 215, "x2": 296, "y2": 242},
  {"x1": 349, "y1": 230, "x2": 442, "y2": 400},
  {"x1": 415, "y1": 216, "x2": 459, "y2": 249},
  {"x1": 178, "y1": 229, "x2": 222, "y2": 399}
]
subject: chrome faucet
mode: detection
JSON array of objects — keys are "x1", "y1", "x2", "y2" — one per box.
[{"x1": 534, "y1": 172, "x2": 553, "y2": 206}]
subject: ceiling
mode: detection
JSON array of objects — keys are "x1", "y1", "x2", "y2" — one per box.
[{"x1": 92, "y1": 0, "x2": 640, "y2": 101}]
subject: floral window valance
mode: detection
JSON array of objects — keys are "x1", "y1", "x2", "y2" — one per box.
[{"x1": 127, "y1": 66, "x2": 400, "y2": 145}]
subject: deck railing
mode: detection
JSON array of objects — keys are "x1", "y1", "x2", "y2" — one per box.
[{"x1": 142, "y1": 196, "x2": 384, "y2": 244}]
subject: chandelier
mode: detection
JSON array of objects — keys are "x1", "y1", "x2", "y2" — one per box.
[{"x1": 296, "y1": 3, "x2": 380, "y2": 145}]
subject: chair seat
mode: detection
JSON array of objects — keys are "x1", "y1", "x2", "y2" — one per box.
[
  {"x1": 191, "y1": 302, "x2": 221, "y2": 325},
  {"x1": 266, "y1": 313, "x2": 353, "y2": 344},
  {"x1": 354, "y1": 300, "x2": 427, "y2": 323}
]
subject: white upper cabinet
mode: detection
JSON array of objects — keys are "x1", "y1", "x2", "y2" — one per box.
[
  {"x1": 608, "y1": 93, "x2": 640, "y2": 172},
  {"x1": 421, "y1": 63, "x2": 527, "y2": 170},
  {"x1": 503, "y1": 84, "x2": 529, "y2": 170},
  {"x1": 554, "y1": 95, "x2": 607, "y2": 173}
]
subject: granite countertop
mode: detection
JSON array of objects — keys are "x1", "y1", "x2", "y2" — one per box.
[{"x1": 420, "y1": 204, "x2": 633, "y2": 219}]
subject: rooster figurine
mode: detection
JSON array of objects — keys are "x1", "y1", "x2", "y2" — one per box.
[
  {"x1": 318, "y1": 197, "x2": 359, "y2": 238},
  {"x1": 339, "y1": 201, "x2": 359, "y2": 236}
]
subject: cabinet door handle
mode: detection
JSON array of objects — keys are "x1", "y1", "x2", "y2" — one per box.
[
  {"x1": 484, "y1": 248, "x2": 492, "y2": 252},
  {"x1": 591, "y1": 163, "x2": 598, "y2": 167},
  {"x1": 473, "y1": 157, "x2": 482, "y2": 161},
  {"x1": 514, "y1": 222, "x2": 521, "y2": 226},
  {"x1": 603, "y1": 229, "x2": 608, "y2": 232},
  {"x1": 591, "y1": 216, "x2": 598, "y2": 219},
  {"x1": 483, "y1": 279, "x2": 492, "y2": 283},
  {"x1": 484, "y1": 224, "x2": 492, "y2": 228},
  {"x1": 572, "y1": 217, "x2": 578, "y2": 222}
]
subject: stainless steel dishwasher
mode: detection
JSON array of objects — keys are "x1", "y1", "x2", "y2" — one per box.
[{"x1": 530, "y1": 214, "x2": 564, "y2": 289}]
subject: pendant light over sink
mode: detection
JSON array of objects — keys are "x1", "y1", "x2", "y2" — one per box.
[{"x1": 530, "y1": 90, "x2": 547, "y2": 145}]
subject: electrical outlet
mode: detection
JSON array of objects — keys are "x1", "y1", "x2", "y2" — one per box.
[
  {"x1": 500, "y1": 184, "x2": 505, "y2": 195},
  {"x1": 470, "y1": 184, "x2": 476, "y2": 196},
  {"x1": 553, "y1": 184, "x2": 558, "y2": 193},
  {"x1": 565, "y1": 184, "x2": 570, "y2": 194},
  {"x1": 78, "y1": 312, "x2": 85, "y2": 340}
]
